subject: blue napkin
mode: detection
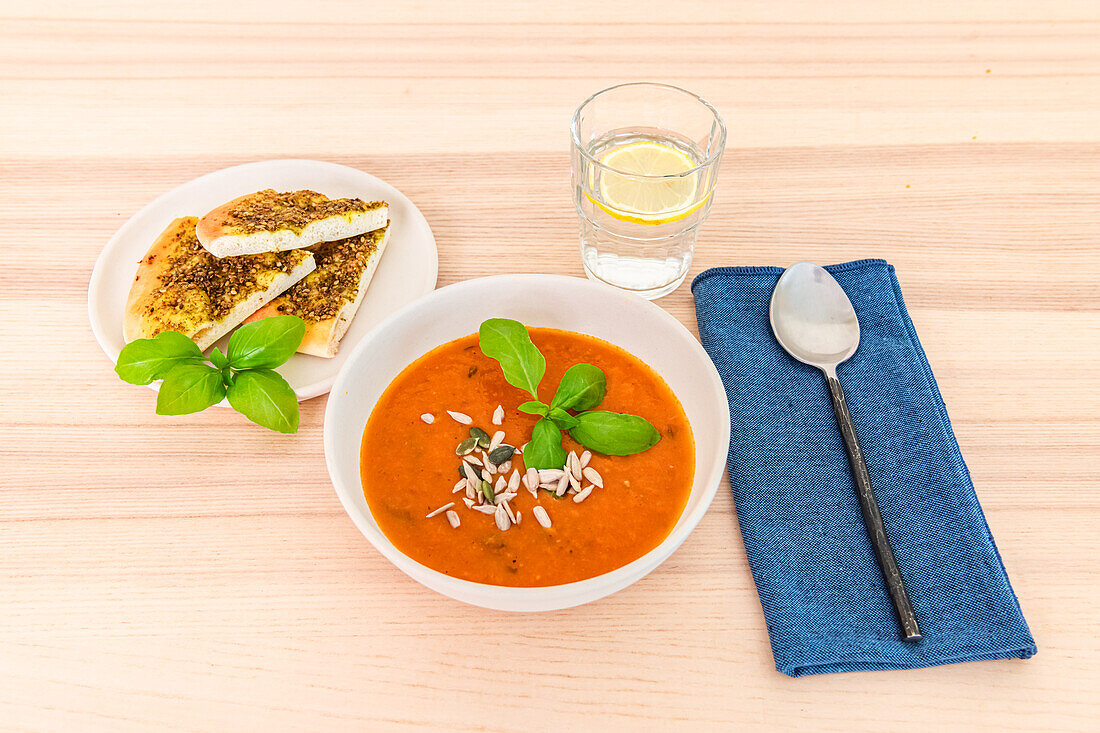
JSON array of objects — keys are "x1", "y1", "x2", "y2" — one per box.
[{"x1": 691, "y1": 259, "x2": 1036, "y2": 677}]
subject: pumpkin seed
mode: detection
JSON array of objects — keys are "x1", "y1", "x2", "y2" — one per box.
[
  {"x1": 470, "y1": 426, "x2": 491, "y2": 448},
  {"x1": 488, "y1": 445, "x2": 515, "y2": 465},
  {"x1": 480, "y1": 479, "x2": 495, "y2": 503},
  {"x1": 456, "y1": 437, "x2": 478, "y2": 455}
]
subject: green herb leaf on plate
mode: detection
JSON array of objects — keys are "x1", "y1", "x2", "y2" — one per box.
[
  {"x1": 549, "y1": 363, "x2": 606, "y2": 412},
  {"x1": 115, "y1": 331, "x2": 203, "y2": 385},
  {"x1": 227, "y1": 315, "x2": 305, "y2": 370},
  {"x1": 547, "y1": 407, "x2": 578, "y2": 430},
  {"x1": 522, "y1": 417, "x2": 567, "y2": 470},
  {"x1": 208, "y1": 346, "x2": 230, "y2": 370},
  {"x1": 155, "y1": 362, "x2": 226, "y2": 415},
  {"x1": 225, "y1": 368, "x2": 299, "y2": 434},
  {"x1": 569, "y1": 410, "x2": 661, "y2": 456},
  {"x1": 518, "y1": 400, "x2": 549, "y2": 417},
  {"x1": 478, "y1": 318, "x2": 545, "y2": 399}
]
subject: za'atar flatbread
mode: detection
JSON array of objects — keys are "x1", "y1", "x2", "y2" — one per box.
[
  {"x1": 124, "y1": 216, "x2": 315, "y2": 350},
  {"x1": 195, "y1": 189, "x2": 387, "y2": 257},
  {"x1": 244, "y1": 223, "x2": 390, "y2": 358}
]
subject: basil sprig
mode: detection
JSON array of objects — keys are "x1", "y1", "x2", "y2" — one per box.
[
  {"x1": 477, "y1": 318, "x2": 660, "y2": 469},
  {"x1": 115, "y1": 315, "x2": 305, "y2": 433}
]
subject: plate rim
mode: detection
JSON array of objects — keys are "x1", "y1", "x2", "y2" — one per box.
[{"x1": 87, "y1": 158, "x2": 438, "y2": 401}]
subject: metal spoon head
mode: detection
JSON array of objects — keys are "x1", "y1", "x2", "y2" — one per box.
[{"x1": 769, "y1": 262, "x2": 860, "y2": 371}]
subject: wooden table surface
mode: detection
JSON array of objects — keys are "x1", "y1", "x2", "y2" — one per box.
[{"x1": 2, "y1": 2, "x2": 1098, "y2": 730}]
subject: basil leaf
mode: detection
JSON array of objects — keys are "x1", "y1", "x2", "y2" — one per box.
[
  {"x1": 548, "y1": 407, "x2": 578, "y2": 430},
  {"x1": 227, "y1": 315, "x2": 305, "y2": 369},
  {"x1": 225, "y1": 368, "x2": 299, "y2": 433},
  {"x1": 478, "y1": 318, "x2": 545, "y2": 398},
  {"x1": 209, "y1": 346, "x2": 229, "y2": 370},
  {"x1": 518, "y1": 400, "x2": 549, "y2": 417},
  {"x1": 115, "y1": 331, "x2": 203, "y2": 385},
  {"x1": 550, "y1": 363, "x2": 606, "y2": 412},
  {"x1": 569, "y1": 410, "x2": 661, "y2": 456},
  {"x1": 155, "y1": 362, "x2": 225, "y2": 415},
  {"x1": 522, "y1": 417, "x2": 566, "y2": 470}
]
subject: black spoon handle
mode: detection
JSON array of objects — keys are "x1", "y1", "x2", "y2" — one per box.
[{"x1": 824, "y1": 371, "x2": 923, "y2": 642}]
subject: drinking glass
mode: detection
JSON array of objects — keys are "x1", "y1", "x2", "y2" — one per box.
[{"x1": 571, "y1": 82, "x2": 726, "y2": 299}]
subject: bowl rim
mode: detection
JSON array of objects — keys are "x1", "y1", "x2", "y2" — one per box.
[{"x1": 323, "y1": 273, "x2": 730, "y2": 611}]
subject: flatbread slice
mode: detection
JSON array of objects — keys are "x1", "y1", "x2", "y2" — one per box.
[
  {"x1": 124, "y1": 216, "x2": 316, "y2": 350},
  {"x1": 244, "y1": 223, "x2": 390, "y2": 358},
  {"x1": 196, "y1": 189, "x2": 388, "y2": 257}
]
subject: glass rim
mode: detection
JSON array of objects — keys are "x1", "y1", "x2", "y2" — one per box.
[{"x1": 570, "y1": 81, "x2": 727, "y2": 180}]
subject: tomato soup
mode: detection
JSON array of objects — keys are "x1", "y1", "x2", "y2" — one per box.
[{"x1": 360, "y1": 328, "x2": 694, "y2": 586}]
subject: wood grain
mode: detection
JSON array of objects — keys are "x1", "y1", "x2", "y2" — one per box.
[{"x1": 1, "y1": 2, "x2": 1098, "y2": 730}]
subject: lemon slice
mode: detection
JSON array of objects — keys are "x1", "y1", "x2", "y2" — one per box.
[{"x1": 594, "y1": 141, "x2": 703, "y2": 225}]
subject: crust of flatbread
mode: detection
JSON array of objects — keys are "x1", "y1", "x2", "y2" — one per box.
[
  {"x1": 124, "y1": 217, "x2": 316, "y2": 351},
  {"x1": 196, "y1": 190, "x2": 387, "y2": 257},
  {"x1": 245, "y1": 226, "x2": 391, "y2": 358}
]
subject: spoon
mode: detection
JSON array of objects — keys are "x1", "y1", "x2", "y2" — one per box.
[{"x1": 770, "y1": 262, "x2": 922, "y2": 643}]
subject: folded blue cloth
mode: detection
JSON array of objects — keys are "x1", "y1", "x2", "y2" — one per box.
[{"x1": 692, "y1": 259, "x2": 1036, "y2": 677}]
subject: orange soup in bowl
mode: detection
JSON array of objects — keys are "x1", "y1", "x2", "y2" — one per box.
[{"x1": 360, "y1": 327, "x2": 694, "y2": 587}]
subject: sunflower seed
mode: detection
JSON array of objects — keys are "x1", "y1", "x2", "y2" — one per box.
[
  {"x1": 580, "y1": 450, "x2": 592, "y2": 468},
  {"x1": 465, "y1": 455, "x2": 483, "y2": 467},
  {"x1": 502, "y1": 500, "x2": 517, "y2": 523},
  {"x1": 495, "y1": 505, "x2": 512, "y2": 531},
  {"x1": 496, "y1": 491, "x2": 518, "y2": 504},
  {"x1": 507, "y1": 470, "x2": 521, "y2": 493},
  {"x1": 555, "y1": 473, "x2": 569, "y2": 497},
  {"x1": 489, "y1": 430, "x2": 505, "y2": 451},
  {"x1": 539, "y1": 469, "x2": 565, "y2": 483},
  {"x1": 462, "y1": 497, "x2": 475, "y2": 508},
  {"x1": 481, "y1": 468, "x2": 492, "y2": 483},
  {"x1": 426, "y1": 502, "x2": 455, "y2": 518},
  {"x1": 452, "y1": 479, "x2": 466, "y2": 493},
  {"x1": 499, "y1": 460, "x2": 512, "y2": 474},
  {"x1": 447, "y1": 410, "x2": 472, "y2": 425},
  {"x1": 532, "y1": 505, "x2": 552, "y2": 528},
  {"x1": 524, "y1": 467, "x2": 539, "y2": 491},
  {"x1": 473, "y1": 504, "x2": 496, "y2": 515},
  {"x1": 465, "y1": 478, "x2": 477, "y2": 500},
  {"x1": 484, "y1": 457, "x2": 497, "y2": 473},
  {"x1": 573, "y1": 486, "x2": 593, "y2": 503},
  {"x1": 494, "y1": 476, "x2": 507, "y2": 494},
  {"x1": 462, "y1": 463, "x2": 480, "y2": 483},
  {"x1": 492, "y1": 404, "x2": 505, "y2": 425},
  {"x1": 456, "y1": 437, "x2": 478, "y2": 455},
  {"x1": 569, "y1": 472, "x2": 580, "y2": 492},
  {"x1": 582, "y1": 467, "x2": 603, "y2": 487},
  {"x1": 445, "y1": 510, "x2": 461, "y2": 528},
  {"x1": 515, "y1": 511, "x2": 521, "y2": 525},
  {"x1": 567, "y1": 451, "x2": 580, "y2": 479},
  {"x1": 420, "y1": 413, "x2": 435, "y2": 424}
]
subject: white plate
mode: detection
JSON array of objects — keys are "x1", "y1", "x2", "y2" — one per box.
[
  {"x1": 324, "y1": 274, "x2": 731, "y2": 611},
  {"x1": 88, "y1": 159, "x2": 438, "y2": 401}
]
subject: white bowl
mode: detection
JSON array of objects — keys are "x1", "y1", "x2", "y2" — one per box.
[{"x1": 324, "y1": 275, "x2": 730, "y2": 611}]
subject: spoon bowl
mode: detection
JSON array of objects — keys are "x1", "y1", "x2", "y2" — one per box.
[{"x1": 769, "y1": 262, "x2": 860, "y2": 372}]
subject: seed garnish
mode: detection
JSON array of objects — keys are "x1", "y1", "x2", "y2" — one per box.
[
  {"x1": 492, "y1": 405, "x2": 505, "y2": 425},
  {"x1": 532, "y1": 505, "x2": 551, "y2": 528},
  {"x1": 489, "y1": 430, "x2": 505, "y2": 452},
  {"x1": 456, "y1": 437, "x2": 478, "y2": 455},
  {"x1": 480, "y1": 479, "x2": 495, "y2": 502},
  {"x1": 555, "y1": 473, "x2": 569, "y2": 497},
  {"x1": 495, "y1": 505, "x2": 511, "y2": 531},
  {"x1": 470, "y1": 427, "x2": 491, "y2": 448},
  {"x1": 580, "y1": 450, "x2": 592, "y2": 468},
  {"x1": 447, "y1": 410, "x2": 472, "y2": 425},
  {"x1": 426, "y1": 502, "x2": 455, "y2": 518},
  {"x1": 446, "y1": 510, "x2": 461, "y2": 528},
  {"x1": 488, "y1": 445, "x2": 514, "y2": 466},
  {"x1": 582, "y1": 467, "x2": 603, "y2": 487},
  {"x1": 420, "y1": 413, "x2": 435, "y2": 424},
  {"x1": 573, "y1": 486, "x2": 593, "y2": 503}
]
